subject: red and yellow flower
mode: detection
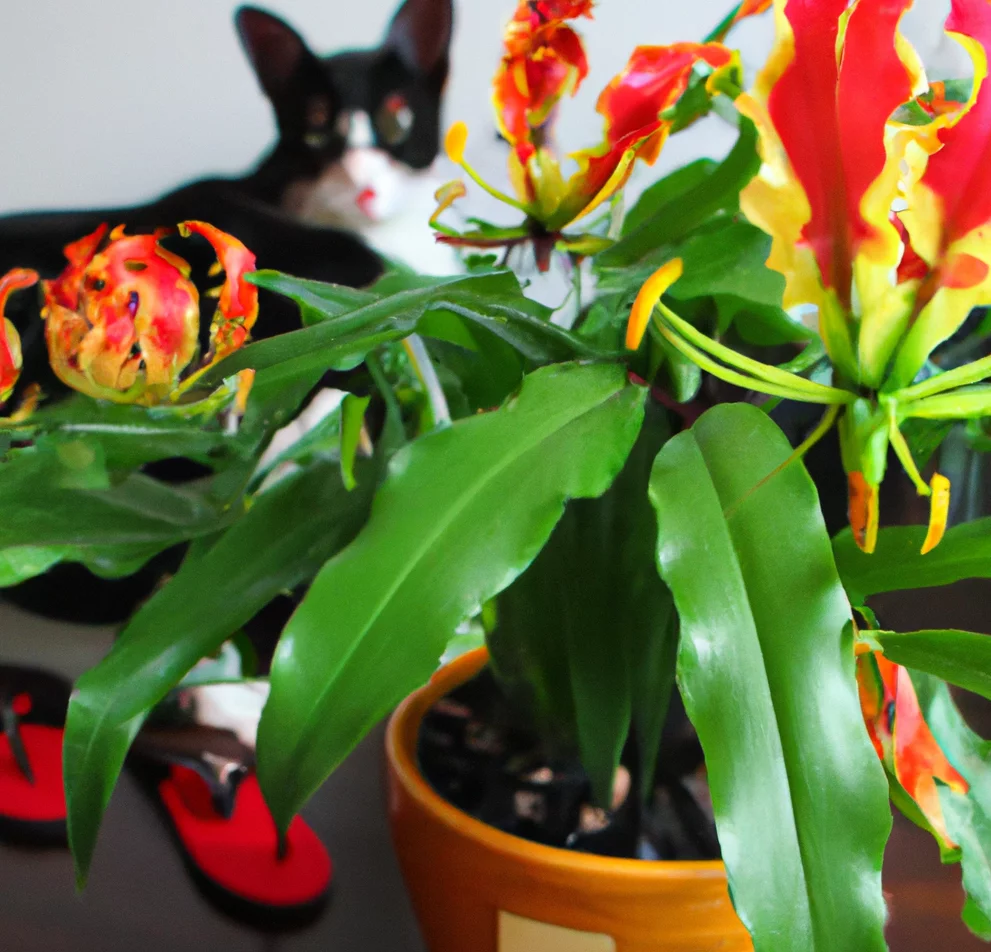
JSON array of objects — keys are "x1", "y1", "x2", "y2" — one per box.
[
  {"x1": 628, "y1": 0, "x2": 991, "y2": 553},
  {"x1": 858, "y1": 650, "x2": 968, "y2": 849},
  {"x1": 0, "y1": 269, "x2": 39, "y2": 406},
  {"x1": 434, "y1": 0, "x2": 743, "y2": 270},
  {"x1": 37, "y1": 221, "x2": 258, "y2": 406}
]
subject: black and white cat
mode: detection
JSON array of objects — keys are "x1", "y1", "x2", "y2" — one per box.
[{"x1": 234, "y1": 0, "x2": 459, "y2": 275}]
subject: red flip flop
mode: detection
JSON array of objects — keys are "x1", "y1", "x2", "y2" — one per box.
[
  {"x1": 0, "y1": 665, "x2": 71, "y2": 846},
  {"x1": 131, "y1": 725, "x2": 332, "y2": 923}
]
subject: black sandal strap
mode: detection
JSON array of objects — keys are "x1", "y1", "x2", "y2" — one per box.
[
  {"x1": 133, "y1": 726, "x2": 253, "y2": 820},
  {"x1": 0, "y1": 692, "x2": 35, "y2": 785}
]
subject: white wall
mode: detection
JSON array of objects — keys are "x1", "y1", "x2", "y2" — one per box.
[{"x1": 0, "y1": 0, "x2": 955, "y2": 216}]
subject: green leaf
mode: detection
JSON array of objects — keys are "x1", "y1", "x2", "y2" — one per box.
[
  {"x1": 225, "y1": 271, "x2": 600, "y2": 385},
  {"x1": 9, "y1": 396, "x2": 244, "y2": 470},
  {"x1": 257, "y1": 363, "x2": 646, "y2": 832},
  {"x1": 834, "y1": 517, "x2": 991, "y2": 605},
  {"x1": 913, "y1": 673, "x2": 991, "y2": 939},
  {"x1": 622, "y1": 159, "x2": 717, "y2": 237},
  {"x1": 488, "y1": 404, "x2": 676, "y2": 804},
  {"x1": 0, "y1": 446, "x2": 236, "y2": 549},
  {"x1": 941, "y1": 787, "x2": 991, "y2": 940},
  {"x1": 0, "y1": 542, "x2": 166, "y2": 588},
  {"x1": 649, "y1": 403, "x2": 890, "y2": 952},
  {"x1": 64, "y1": 457, "x2": 378, "y2": 884},
  {"x1": 876, "y1": 629, "x2": 991, "y2": 701},
  {"x1": 596, "y1": 118, "x2": 760, "y2": 270}
]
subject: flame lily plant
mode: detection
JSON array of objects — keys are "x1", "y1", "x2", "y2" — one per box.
[
  {"x1": 12, "y1": 4, "x2": 991, "y2": 951},
  {"x1": 432, "y1": 0, "x2": 746, "y2": 270},
  {"x1": 628, "y1": 0, "x2": 991, "y2": 556}
]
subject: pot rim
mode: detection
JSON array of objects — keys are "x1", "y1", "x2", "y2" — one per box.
[{"x1": 386, "y1": 646, "x2": 728, "y2": 883}]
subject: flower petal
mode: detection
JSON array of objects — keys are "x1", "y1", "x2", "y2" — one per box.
[
  {"x1": 492, "y1": 1, "x2": 591, "y2": 166},
  {"x1": 626, "y1": 258, "x2": 684, "y2": 350},
  {"x1": 859, "y1": 652, "x2": 968, "y2": 848},
  {"x1": 908, "y1": 0, "x2": 991, "y2": 257},
  {"x1": 0, "y1": 269, "x2": 38, "y2": 405},
  {"x1": 43, "y1": 227, "x2": 200, "y2": 404},
  {"x1": 553, "y1": 42, "x2": 733, "y2": 229},
  {"x1": 848, "y1": 471, "x2": 881, "y2": 554},
  {"x1": 180, "y1": 222, "x2": 259, "y2": 364},
  {"x1": 766, "y1": 0, "x2": 916, "y2": 303}
]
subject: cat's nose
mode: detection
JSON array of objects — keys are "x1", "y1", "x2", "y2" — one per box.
[{"x1": 356, "y1": 188, "x2": 377, "y2": 218}]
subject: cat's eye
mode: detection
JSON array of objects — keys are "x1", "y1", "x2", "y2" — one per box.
[
  {"x1": 376, "y1": 93, "x2": 415, "y2": 147},
  {"x1": 303, "y1": 97, "x2": 337, "y2": 150}
]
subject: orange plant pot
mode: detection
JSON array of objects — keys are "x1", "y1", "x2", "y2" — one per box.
[{"x1": 385, "y1": 647, "x2": 753, "y2": 952}]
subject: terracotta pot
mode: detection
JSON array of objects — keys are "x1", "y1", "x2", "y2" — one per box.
[{"x1": 385, "y1": 647, "x2": 753, "y2": 952}]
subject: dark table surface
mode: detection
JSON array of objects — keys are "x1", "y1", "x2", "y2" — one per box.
[{"x1": 1, "y1": 583, "x2": 989, "y2": 952}]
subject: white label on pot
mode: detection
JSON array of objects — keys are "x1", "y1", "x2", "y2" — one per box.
[{"x1": 498, "y1": 911, "x2": 616, "y2": 952}]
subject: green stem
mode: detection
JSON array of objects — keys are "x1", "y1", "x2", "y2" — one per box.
[
  {"x1": 651, "y1": 316, "x2": 847, "y2": 404},
  {"x1": 884, "y1": 398, "x2": 931, "y2": 496},
  {"x1": 888, "y1": 352, "x2": 991, "y2": 403},
  {"x1": 655, "y1": 303, "x2": 855, "y2": 404},
  {"x1": 704, "y1": 1, "x2": 744, "y2": 42}
]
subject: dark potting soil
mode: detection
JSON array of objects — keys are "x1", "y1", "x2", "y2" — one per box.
[{"x1": 417, "y1": 665, "x2": 721, "y2": 862}]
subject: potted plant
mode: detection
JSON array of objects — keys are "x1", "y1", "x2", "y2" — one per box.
[{"x1": 7, "y1": 0, "x2": 991, "y2": 949}]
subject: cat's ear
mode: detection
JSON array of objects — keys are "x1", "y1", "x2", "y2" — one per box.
[
  {"x1": 385, "y1": 0, "x2": 454, "y2": 77},
  {"x1": 235, "y1": 7, "x2": 318, "y2": 102}
]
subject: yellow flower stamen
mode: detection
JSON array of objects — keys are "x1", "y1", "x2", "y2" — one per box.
[
  {"x1": 443, "y1": 122, "x2": 530, "y2": 212},
  {"x1": 445, "y1": 122, "x2": 468, "y2": 164},
  {"x1": 626, "y1": 259, "x2": 684, "y2": 350},
  {"x1": 921, "y1": 473, "x2": 951, "y2": 555},
  {"x1": 430, "y1": 180, "x2": 468, "y2": 228}
]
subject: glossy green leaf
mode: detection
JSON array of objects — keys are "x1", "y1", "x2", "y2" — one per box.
[
  {"x1": 621, "y1": 159, "x2": 717, "y2": 237},
  {"x1": 834, "y1": 517, "x2": 991, "y2": 605},
  {"x1": 219, "y1": 271, "x2": 600, "y2": 384},
  {"x1": 650, "y1": 403, "x2": 890, "y2": 952},
  {"x1": 913, "y1": 673, "x2": 991, "y2": 938},
  {"x1": 489, "y1": 404, "x2": 676, "y2": 804},
  {"x1": 257, "y1": 363, "x2": 646, "y2": 832},
  {"x1": 0, "y1": 542, "x2": 166, "y2": 588},
  {"x1": 0, "y1": 446, "x2": 236, "y2": 549},
  {"x1": 597, "y1": 118, "x2": 759, "y2": 269},
  {"x1": 64, "y1": 458, "x2": 378, "y2": 885},
  {"x1": 876, "y1": 629, "x2": 991, "y2": 701}
]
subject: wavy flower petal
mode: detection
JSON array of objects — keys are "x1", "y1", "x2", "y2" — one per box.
[
  {"x1": 493, "y1": 1, "x2": 591, "y2": 167},
  {"x1": 858, "y1": 652, "x2": 968, "y2": 847},
  {"x1": 891, "y1": 0, "x2": 991, "y2": 386},
  {"x1": 43, "y1": 227, "x2": 200, "y2": 404},
  {"x1": 551, "y1": 43, "x2": 734, "y2": 229},
  {"x1": 179, "y1": 221, "x2": 259, "y2": 364},
  {"x1": 0, "y1": 269, "x2": 39, "y2": 406},
  {"x1": 848, "y1": 471, "x2": 880, "y2": 554}
]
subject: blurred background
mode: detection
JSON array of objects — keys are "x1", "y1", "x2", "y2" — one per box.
[{"x1": 0, "y1": 0, "x2": 959, "y2": 217}]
